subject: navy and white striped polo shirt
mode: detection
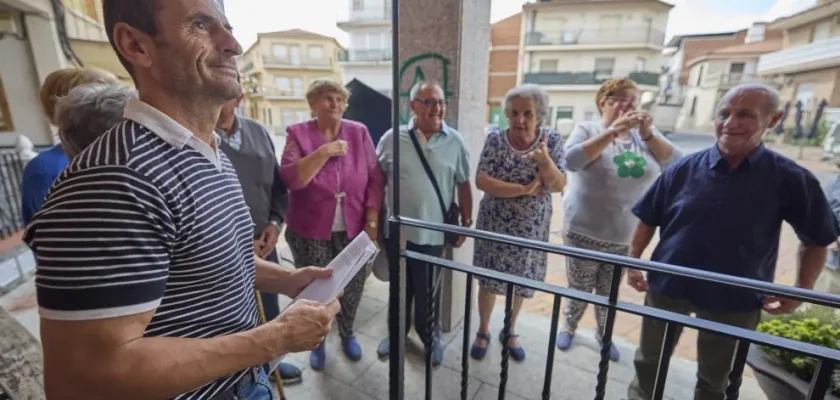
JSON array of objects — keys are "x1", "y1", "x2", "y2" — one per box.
[{"x1": 24, "y1": 99, "x2": 260, "y2": 400}]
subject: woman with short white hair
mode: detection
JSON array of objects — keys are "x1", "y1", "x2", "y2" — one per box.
[
  {"x1": 470, "y1": 84, "x2": 567, "y2": 362},
  {"x1": 55, "y1": 83, "x2": 137, "y2": 158}
]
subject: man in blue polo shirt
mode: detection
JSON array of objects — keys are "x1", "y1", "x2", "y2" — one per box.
[{"x1": 626, "y1": 83, "x2": 839, "y2": 400}]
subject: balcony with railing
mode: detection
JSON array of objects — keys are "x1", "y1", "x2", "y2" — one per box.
[
  {"x1": 338, "y1": 7, "x2": 391, "y2": 25},
  {"x1": 248, "y1": 86, "x2": 305, "y2": 100},
  {"x1": 525, "y1": 28, "x2": 666, "y2": 49},
  {"x1": 699, "y1": 72, "x2": 781, "y2": 89},
  {"x1": 339, "y1": 49, "x2": 393, "y2": 63},
  {"x1": 757, "y1": 36, "x2": 840, "y2": 74},
  {"x1": 522, "y1": 70, "x2": 660, "y2": 87},
  {"x1": 260, "y1": 55, "x2": 333, "y2": 70}
]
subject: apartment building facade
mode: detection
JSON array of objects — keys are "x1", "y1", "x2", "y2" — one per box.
[
  {"x1": 517, "y1": 0, "x2": 672, "y2": 134},
  {"x1": 488, "y1": 13, "x2": 521, "y2": 129},
  {"x1": 659, "y1": 31, "x2": 747, "y2": 106},
  {"x1": 0, "y1": 0, "x2": 129, "y2": 147},
  {"x1": 677, "y1": 24, "x2": 783, "y2": 132},
  {"x1": 239, "y1": 29, "x2": 344, "y2": 135},
  {"x1": 757, "y1": 0, "x2": 840, "y2": 118},
  {"x1": 337, "y1": 0, "x2": 392, "y2": 96}
]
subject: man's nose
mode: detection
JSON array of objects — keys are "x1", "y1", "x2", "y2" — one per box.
[{"x1": 218, "y1": 29, "x2": 243, "y2": 57}]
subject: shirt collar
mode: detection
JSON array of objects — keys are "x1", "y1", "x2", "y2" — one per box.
[
  {"x1": 708, "y1": 142, "x2": 766, "y2": 170},
  {"x1": 215, "y1": 115, "x2": 241, "y2": 138},
  {"x1": 406, "y1": 117, "x2": 450, "y2": 136},
  {"x1": 124, "y1": 98, "x2": 221, "y2": 149},
  {"x1": 123, "y1": 98, "x2": 222, "y2": 169}
]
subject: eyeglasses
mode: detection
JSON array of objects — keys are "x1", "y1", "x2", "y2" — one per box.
[{"x1": 413, "y1": 98, "x2": 446, "y2": 107}]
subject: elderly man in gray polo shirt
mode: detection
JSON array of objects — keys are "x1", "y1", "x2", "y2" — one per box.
[
  {"x1": 215, "y1": 93, "x2": 303, "y2": 385},
  {"x1": 376, "y1": 81, "x2": 474, "y2": 366}
]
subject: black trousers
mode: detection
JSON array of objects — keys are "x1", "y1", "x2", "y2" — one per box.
[{"x1": 388, "y1": 241, "x2": 445, "y2": 344}]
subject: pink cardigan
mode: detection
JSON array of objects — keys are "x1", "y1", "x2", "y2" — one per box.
[{"x1": 280, "y1": 119, "x2": 384, "y2": 240}]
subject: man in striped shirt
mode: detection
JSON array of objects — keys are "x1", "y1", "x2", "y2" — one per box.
[{"x1": 23, "y1": 1, "x2": 340, "y2": 399}]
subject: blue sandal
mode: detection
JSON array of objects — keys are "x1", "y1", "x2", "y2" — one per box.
[
  {"x1": 498, "y1": 330, "x2": 526, "y2": 362},
  {"x1": 470, "y1": 331, "x2": 491, "y2": 360}
]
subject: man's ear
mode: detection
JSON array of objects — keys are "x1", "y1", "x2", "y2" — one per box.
[
  {"x1": 768, "y1": 109, "x2": 785, "y2": 130},
  {"x1": 112, "y1": 22, "x2": 155, "y2": 72}
]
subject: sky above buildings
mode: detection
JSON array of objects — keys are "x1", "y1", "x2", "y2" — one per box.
[{"x1": 225, "y1": 0, "x2": 817, "y2": 50}]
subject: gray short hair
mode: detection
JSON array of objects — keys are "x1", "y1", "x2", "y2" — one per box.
[
  {"x1": 409, "y1": 81, "x2": 443, "y2": 100},
  {"x1": 503, "y1": 84, "x2": 550, "y2": 122},
  {"x1": 718, "y1": 83, "x2": 781, "y2": 114},
  {"x1": 56, "y1": 83, "x2": 137, "y2": 158}
]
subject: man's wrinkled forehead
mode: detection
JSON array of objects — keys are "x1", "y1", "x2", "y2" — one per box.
[
  {"x1": 718, "y1": 86, "x2": 779, "y2": 114},
  {"x1": 159, "y1": 0, "x2": 230, "y2": 26}
]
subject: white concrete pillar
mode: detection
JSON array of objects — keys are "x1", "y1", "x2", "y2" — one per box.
[{"x1": 398, "y1": 0, "x2": 492, "y2": 331}]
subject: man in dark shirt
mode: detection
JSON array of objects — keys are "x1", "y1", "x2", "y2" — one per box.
[
  {"x1": 215, "y1": 92, "x2": 302, "y2": 385},
  {"x1": 626, "y1": 83, "x2": 839, "y2": 400}
]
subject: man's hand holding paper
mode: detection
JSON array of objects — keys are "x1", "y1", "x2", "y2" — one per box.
[{"x1": 270, "y1": 299, "x2": 341, "y2": 354}]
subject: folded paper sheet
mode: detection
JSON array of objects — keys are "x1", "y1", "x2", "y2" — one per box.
[{"x1": 268, "y1": 232, "x2": 378, "y2": 372}]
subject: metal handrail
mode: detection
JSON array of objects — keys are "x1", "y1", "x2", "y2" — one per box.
[
  {"x1": 397, "y1": 216, "x2": 840, "y2": 309},
  {"x1": 404, "y1": 249, "x2": 840, "y2": 361}
]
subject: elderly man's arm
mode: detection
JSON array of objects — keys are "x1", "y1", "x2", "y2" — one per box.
[
  {"x1": 764, "y1": 170, "x2": 840, "y2": 314},
  {"x1": 625, "y1": 171, "x2": 671, "y2": 292}
]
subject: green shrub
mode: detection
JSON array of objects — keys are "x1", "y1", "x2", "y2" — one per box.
[{"x1": 757, "y1": 306, "x2": 840, "y2": 396}]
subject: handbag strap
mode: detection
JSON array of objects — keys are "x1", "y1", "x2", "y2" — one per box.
[{"x1": 407, "y1": 128, "x2": 449, "y2": 217}]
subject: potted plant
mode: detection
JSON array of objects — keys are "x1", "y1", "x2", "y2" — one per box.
[{"x1": 746, "y1": 306, "x2": 840, "y2": 400}]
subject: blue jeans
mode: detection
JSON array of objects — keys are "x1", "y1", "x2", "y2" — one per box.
[{"x1": 232, "y1": 368, "x2": 273, "y2": 400}]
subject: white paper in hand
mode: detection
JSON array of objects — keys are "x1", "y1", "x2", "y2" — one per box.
[{"x1": 268, "y1": 232, "x2": 378, "y2": 373}]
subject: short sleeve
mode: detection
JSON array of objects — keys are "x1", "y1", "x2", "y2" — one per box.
[
  {"x1": 548, "y1": 131, "x2": 567, "y2": 172},
  {"x1": 563, "y1": 124, "x2": 594, "y2": 171},
  {"x1": 783, "y1": 169, "x2": 840, "y2": 247},
  {"x1": 376, "y1": 129, "x2": 394, "y2": 177},
  {"x1": 632, "y1": 170, "x2": 670, "y2": 227},
  {"x1": 477, "y1": 131, "x2": 500, "y2": 176},
  {"x1": 454, "y1": 135, "x2": 471, "y2": 184},
  {"x1": 24, "y1": 166, "x2": 173, "y2": 321}
]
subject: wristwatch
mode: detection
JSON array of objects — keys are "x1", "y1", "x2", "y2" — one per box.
[
  {"x1": 367, "y1": 221, "x2": 378, "y2": 229},
  {"x1": 269, "y1": 220, "x2": 282, "y2": 229}
]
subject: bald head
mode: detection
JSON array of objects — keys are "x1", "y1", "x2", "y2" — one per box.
[
  {"x1": 718, "y1": 83, "x2": 781, "y2": 115},
  {"x1": 714, "y1": 83, "x2": 785, "y2": 162}
]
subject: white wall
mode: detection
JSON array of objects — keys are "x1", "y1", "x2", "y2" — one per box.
[
  {"x1": 0, "y1": 35, "x2": 53, "y2": 146},
  {"x1": 341, "y1": 64, "x2": 392, "y2": 91},
  {"x1": 349, "y1": 27, "x2": 392, "y2": 51}
]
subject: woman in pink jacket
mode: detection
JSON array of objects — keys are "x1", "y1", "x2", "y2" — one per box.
[{"x1": 280, "y1": 80, "x2": 384, "y2": 370}]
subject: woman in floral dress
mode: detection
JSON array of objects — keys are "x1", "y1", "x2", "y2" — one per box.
[
  {"x1": 557, "y1": 78, "x2": 682, "y2": 362},
  {"x1": 470, "y1": 84, "x2": 567, "y2": 362}
]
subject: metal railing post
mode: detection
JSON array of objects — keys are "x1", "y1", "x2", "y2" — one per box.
[{"x1": 387, "y1": 0, "x2": 405, "y2": 397}]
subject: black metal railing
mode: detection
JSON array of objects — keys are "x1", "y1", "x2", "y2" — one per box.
[
  {"x1": 0, "y1": 150, "x2": 25, "y2": 240},
  {"x1": 386, "y1": 217, "x2": 840, "y2": 400}
]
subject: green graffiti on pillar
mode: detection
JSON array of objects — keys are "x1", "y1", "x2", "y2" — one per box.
[{"x1": 398, "y1": 53, "x2": 453, "y2": 124}]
